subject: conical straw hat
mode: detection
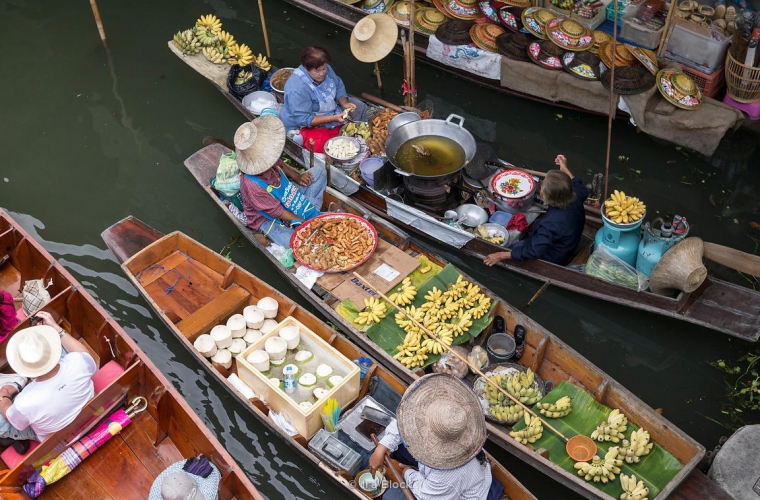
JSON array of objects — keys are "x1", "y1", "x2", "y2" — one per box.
[
  {"x1": 351, "y1": 14, "x2": 399, "y2": 62},
  {"x1": 233, "y1": 115, "x2": 286, "y2": 175},
  {"x1": 396, "y1": 373, "x2": 487, "y2": 470},
  {"x1": 649, "y1": 237, "x2": 707, "y2": 295}
]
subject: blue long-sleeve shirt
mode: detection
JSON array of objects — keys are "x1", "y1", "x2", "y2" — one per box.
[
  {"x1": 510, "y1": 177, "x2": 588, "y2": 265},
  {"x1": 280, "y1": 64, "x2": 347, "y2": 132}
]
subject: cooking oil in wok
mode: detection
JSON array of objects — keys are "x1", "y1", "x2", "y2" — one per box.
[{"x1": 396, "y1": 135, "x2": 465, "y2": 177}]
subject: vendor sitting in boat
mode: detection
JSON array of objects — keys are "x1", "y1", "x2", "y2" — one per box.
[
  {"x1": 236, "y1": 115, "x2": 326, "y2": 248},
  {"x1": 368, "y1": 373, "x2": 501, "y2": 500},
  {"x1": 280, "y1": 46, "x2": 369, "y2": 152},
  {"x1": 484, "y1": 155, "x2": 588, "y2": 267}
]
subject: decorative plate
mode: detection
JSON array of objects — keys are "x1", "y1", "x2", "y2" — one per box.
[
  {"x1": 546, "y1": 17, "x2": 593, "y2": 51},
  {"x1": 656, "y1": 70, "x2": 703, "y2": 110},
  {"x1": 291, "y1": 214, "x2": 378, "y2": 272},
  {"x1": 491, "y1": 169, "x2": 537, "y2": 199},
  {"x1": 527, "y1": 40, "x2": 564, "y2": 70}
]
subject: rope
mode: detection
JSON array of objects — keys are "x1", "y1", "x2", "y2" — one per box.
[
  {"x1": 135, "y1": 251, "x2": 191, "y2": 295},
  {"x1": 401, "y1": 80, "x2": 417, "y2": 96}
]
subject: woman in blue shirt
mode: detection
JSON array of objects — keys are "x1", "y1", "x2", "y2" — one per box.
[
  {"x1": 484, "y1": 155, "x2": 588, "y2": 267},
  {"x1": 280, "y1": 46, "x2": 369, "y2": 149}
]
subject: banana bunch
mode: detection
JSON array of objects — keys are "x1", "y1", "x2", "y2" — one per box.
[
  {"x1": 202, "y1": 46, "x2": 227, "y2": 64},
  {"x1": 450, "y1": 311, "x2": 473, "y2": 337},
  {"x1": 537, "y1": 395, "x2": 573, "y2": 418},
  {"x1": 617, "y1": 429, "x2": 654, "y2": 463},
  {"x1": 489, "y1": 404, "x2": 524, "y2": 424},
  {"x1": 355, "y1": 297, "x2": 387, "y2": 326},
  {"x1": 424, "y1": 286, "x2": 444, "y2": 304},
  {"x1": 394, "y1": 305, "x2": 424, "y2": 334},
  {"x1": 228, "y1": 43, "x2": 254, "y2": 66},
  {"x1": 590, "y1": 409, "x2": 628, "y2": 443},
  {"x1": 194, "y1": 15, "x2": 222, "y2": 47},
  {"x1": 504, "y1": 369, "x2": 541, "y2": 405},
  {"x1": 509, "y1": 412, "x2": 543, "y2": 444},
  {"x1": 393, "y1": 331, "x2": 429, "y2": 368},
  {"x1": 439, "y1": 298, "x2": 460, "y2": 321},
  {"x1": 620, "y1": 474, "x2": 650, "y2": 500},
  {"x1": 235, "y1": 70, "x2": 253, "y2": 85},
  {"x1": 484, "y1": 374, "x2": 509, "y2": 404},
  {"x1": 421, "y1": 330, "x2": 452, "y2": 355},
  {"x1": 389, "y1": 277, "x2": 417, "y2": 306},
  {"x1": 574, "y1": 447, "x2": 621, "y2": 483},
  {"x1": 604, "y1": 190, "x2": 646, "y2": 224},
  {"x1": 173, "y1": 29, "x2": 202, "y2": 55},
  {"x1": 468, "y1": 295, "x2": 492, "y2": 319},
  {"x1": 219, "y1": 30, "x2": 236, "y2": 50},
  {"x1": 443, "y1": 276, "x2": 467, "y2": 301},
  {"x1": 341, "y1": 122, "x2": 372, "y2": 139},
  {"x1": 254, "y1": 53, "x2": 271, "y2": 71}
]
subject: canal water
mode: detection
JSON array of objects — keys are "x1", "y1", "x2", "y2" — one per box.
[{"x1": 2, "y1": 0, "x2": 759, "y2": 498}]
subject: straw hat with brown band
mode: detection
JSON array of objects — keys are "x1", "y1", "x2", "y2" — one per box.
[
  {"x1": 496, "y1": 32, "x2": 532, "y2": 61},
  {"x1": 396, "y1": 373, "x2": 488, "y2": 470},
  {"x1": 601, "y1": 65, "x2": 656, "y2": 94},
  {"x1": 233, "y1": 115, "x2": 286, "y2": 175},
  {"x1": 351, "y1": 14, "x2": 400, "y2": 63},
  {"x1": 435, "y1": 18, "x2": 476, "y2": 45},
  {"x1": 649, "y1": 237, "x2": 707, "y2": 295}
]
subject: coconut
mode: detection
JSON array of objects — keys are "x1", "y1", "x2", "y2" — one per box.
[
  {"x1": 227, "y1": 314, "x2": 247, "y2": 338},
  {"x1": 193, "y1": 334, "x2": 217, "y2": 358},
  {"x1": 269, "y1": 377, "x2": 280, "y2": 386},
  {"x1": 257, "y1": 297, "x2": 279, "y2": 319},
  {"x1": 228, "y1": 338, "x2": 247, "y2": 355},
  {"x1": 283, "y1": 363, "x2": 300, "y2": 377},
  {"x1": 270, "y1": 357, "x2": 286, "y2": 367},
  {"x1": 260, "y1": 319, "x2": 278, "y2": 335},
  {"x1": 316, "y1": 364, "x2": 334, "y2": 379},
  {"x1": 299, "y1": 401, "x2": 313, "y2": 410},
  {"x1": 279, "y1": 325, "x2": 301, "y2": 350},
  {"x1": 244, "y1": 329, "x2": 262, "y2": 345},
  {"x1": 294, "y1": 350, "x2": 314, "y2": 364},
  {"x1": 313, "y1": 387, "x2": 329, "y2": 399},
  {"x1": 246, "y1": 350, "x2": 270, "y2": 372},
  {"x1": 211, "y1": 349, "x2": 232, "y2": 369},
  {"x1": 265, "y1": 336, "x2": 287, "y2": 361},
  {"x1": 243, "y1": 305, "x2": 265, "y2": 329},
  {"x1": 210, "y1": 325, "x2": 233, "y2": 349},
  {"x1": 298, "y1": 373, "x2": 317, "y2": 387},
  {"x1": 327, "y1": 375, "x2": 344, "y2": 389}
]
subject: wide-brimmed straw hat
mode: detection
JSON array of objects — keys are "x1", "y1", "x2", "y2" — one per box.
[
  {"x1": 435, "y1": 19, "x2": 476, "y2": 44},
  {"x1": 656, "y1": 69, "x2": 703, "y2": 110},
  {"x1": 234, "y1": 115, "x2": 286, "y2": 175},
  {"x1": 149, "y1": 459, "x2": 221, "y2": 500},
  {"x1": 601, "y1": 65, "x2": 655, "y2": 94},
  {"x1": 477, "y1": 0, "x2": 503, "y2": 24},
  {"x1": 522, "y1": 7, "x2": 557, "y2": 39},
  {"x1": 498, "y1": 6, "x2": 526, "y2": 32},
  {"x1": 351, "y1": 14, "x2": 399, "y2": 62},
  {"x1": 527, "y1": 39, "x2": 565, "y2": 70},
  {"x1": 598, "y1": 41, "x2": 637, "y2": 69},
  {"x1": 7, "y1": 325, "x2": 62, "y2": 378},
  {"x1": 470, "y1": 23, "x2": 505, "y2": 52},
  {"x1": 396, "y1": 373, "x2": 487, "y2": 470},
  {"x1": 444, "y1": 0, "x2": 481, "y2": 19},
  {"x1": 650, "y1": 238, "x2": 707, "y2": 295},
  {"x1": 388, "y1": 1, "x2": 413, "y2": 26},
  {"x1": 627, "y1": 45, "x2": 659, "y2": 75},
  {"x1": 415, "y1": 8, "x2": 450, "y2": 34},
  {"x1": 496, "y1": 32, "x2": 531, "y2": 60},
  {"x1": 562, "y1": 50, "x2": 601, "y2": 80},
  {"x1": 547, "y1": 17, "x2": 593, "y2": 51},
  {"x1": 589, "y1": 30, "x2": 611, "y2": 55}
]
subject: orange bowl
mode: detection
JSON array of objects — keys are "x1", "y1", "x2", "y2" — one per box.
[{"x1": 566, "y1": 435, "x2": 597, "y2": 462}]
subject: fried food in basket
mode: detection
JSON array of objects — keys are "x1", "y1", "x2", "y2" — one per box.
[
  {"x1": 293, "y1": 217, "x2": 375, "y2": 272},
  {"x1": 368, "y1": 109, "x2": 398, "y2": 156}
]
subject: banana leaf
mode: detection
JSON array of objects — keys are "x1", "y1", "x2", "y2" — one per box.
[
  {"x1": 366, "y1": 264, "x2": 496, "y2": 369},
  {"x1": 511, "y1": 381, "x2": 682, "y2": 498}
]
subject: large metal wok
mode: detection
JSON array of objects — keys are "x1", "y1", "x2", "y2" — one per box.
[{"x1": 385, "y1": 114, "x2": 477, "y2": 179}]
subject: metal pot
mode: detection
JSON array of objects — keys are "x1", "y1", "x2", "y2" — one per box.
[
  {"x1": 454, "y1": 204, "x2": 488, "y2": 227},
  {"x1": 387, "y1": 112, "x2": 421, "y2": 135},
  {"x1": 385, "y1": 114, "x2": 477, "y2": 179}
]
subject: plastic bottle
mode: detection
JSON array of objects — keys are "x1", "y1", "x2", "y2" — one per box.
[
  {"x1": 354, "y1": 357, "x2": 371, "y2": 380},
  {"x1": 493, "y1": 315, "x2": 506, "y2": 333},
  {"x1": 283, "y1": 364, "x2": 297, "y2": 394},
  {"x1": 512, "y1": 325, "x2": 526, "y2": 361}
]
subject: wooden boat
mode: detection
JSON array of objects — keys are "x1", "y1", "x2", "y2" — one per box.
[
  {"x1": 100, "y1": 217, "x2": 538, "y2": 500},
  {"x1": 0, "y1": 209, "x2": 260, "y2": 499},
  {"x1": 179, "y1": 143, "x2": 708, "y2": 500},
  {"x1": 165, "y1": 39, "x2": 760, "y2": 341}
]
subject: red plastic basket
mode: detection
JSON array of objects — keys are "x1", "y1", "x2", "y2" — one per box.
[{"x1": 679, "y1": 64, "x2": 726, "y2": 99}]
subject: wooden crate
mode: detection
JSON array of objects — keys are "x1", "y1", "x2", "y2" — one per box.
[{"x1": 236, "y1": 317, "x2": 360, "y2": 439}]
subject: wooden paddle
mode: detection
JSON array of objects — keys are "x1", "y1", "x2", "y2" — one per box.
[
  {"x1": 361, "y1": 92, "x2": 405, "y2": 113},
  {"x1": 371, "y1": 434, "x2": 415, "y2": 500},
  {"x1": 703, "y1": 241, "x2": 760, "y2": 278}
]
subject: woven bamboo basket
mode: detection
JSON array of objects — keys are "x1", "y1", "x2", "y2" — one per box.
[{"x1": 725, "y1": 51, "x2": 760, "y2": 103}]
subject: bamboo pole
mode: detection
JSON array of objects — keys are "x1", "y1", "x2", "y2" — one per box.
[
  {"x1": 657, "y1": 0, "x2": 677, "y2": 57},
  {"x1": 351, "y1": 272, "x2": 570, "y2": 443},
  {"x1": 408, "y1": 0, "x2": 417, "y2": 107},
  {"x1": 89, "y1": 0, "x2": 107, "y2": 43},
  {"x1": 603, "y1": 2, "x2": 622, "y2": 203},
  {"x1": 256, "y1": 0, "x2": 272, "y2": 59},
  {"x1": 374, "y1": 61, "x2": 383, "y2": 89}
]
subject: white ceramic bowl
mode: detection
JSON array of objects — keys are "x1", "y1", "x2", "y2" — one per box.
[
  {"x1": 242, "y1": 91, "x2": 277, "y2": 115},
  {"x1": 324, "y1": 136, "x2": 363, "y2": 164}
]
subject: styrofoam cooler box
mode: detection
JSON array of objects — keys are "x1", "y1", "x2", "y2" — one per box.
[
  {"x1": 620, "y1": 4, "x2": 665, "y2": 50},
  {"x1": 665, "y1": 19, "x2": 731, "y2": 74}
]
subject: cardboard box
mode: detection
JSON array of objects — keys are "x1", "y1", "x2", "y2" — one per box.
[
  {"x1": 236, "y1": 317, "x2": 360, "y2": 439},
  {"x1": 316, "y1": 239, "x2": 420, "y2": 306}
]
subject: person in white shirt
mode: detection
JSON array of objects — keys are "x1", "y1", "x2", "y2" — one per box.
[
  {"x1": 368, "y1": 373, "x2": 501, "y2": 500},
  {"x1": 0, "y1": 311, "x2": 97, "y2": 442}
]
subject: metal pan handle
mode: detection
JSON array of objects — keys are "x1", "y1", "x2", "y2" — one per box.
[
  {"x1": 445, "y1": 114, "x2": 465, "y2": 128},
  {"x1": 394, "y1": 168, "x2": 412, "y2": 177}
]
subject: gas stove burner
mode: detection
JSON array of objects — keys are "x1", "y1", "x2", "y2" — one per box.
[{"x1": 402, "y1": 173, "x2": 460, "y2": 214}]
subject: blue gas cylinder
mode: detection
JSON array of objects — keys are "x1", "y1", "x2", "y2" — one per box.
[
  {"x1": 636, "y1": 218, "x2": 690, "y2": 277},
  {"x1": 594, "y1": 215, "x2": 643, "y2": 267}
]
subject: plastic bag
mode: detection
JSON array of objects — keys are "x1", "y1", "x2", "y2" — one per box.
[
  {"x1": 467, "y1": 345, "x2": 489, "y2": 374},
  {"x1": 585, "y1": 245, "x2": 649, "y2": 291},
  {"x1": 213, "y1": 152, "x2": 240, "y2": 197},
  {"x1": 22, "y1": 279, "x2": 52, "y2": 316},
  {"x1": 227, "y1": 64, "x2": 267, "y2": 102},
  {"x1": 432, "y1": 346, "x2": 469, "y2": 378}
]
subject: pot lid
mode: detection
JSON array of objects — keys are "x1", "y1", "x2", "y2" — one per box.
[
  {"x1": 497, "y1": 6, "x2": 525, "y2": 32},
  {"x1": 589, "y1": 30, "x2": 611, "y2": 55},
  {"x1": 470, "y1": 23, "x2": 505, "y2": 52},
  {"x1": 656, "y1": 69, "x2": 703, "y2": 110},
  {"x1": 527, "y1": 40, "x2": 564, "y2": 70},
  {"x1": 598, "y1": 41, "x2": 637, "y2": 69},
  {"x1": 547, "y1": 17, "x2": 593, "y2": 51},
  {"x1": 562, "y1": 51, "x2": 601, "y2": 80},
  {"x1": 601, "y1": 65, "x2": 656, "y2": 94},
  {"x1": 627, "y1": 45, "x2": 659, "y2": 75},
  {"x1": 496, "y1": 32, "x2": 531, "y2": 60},
  {"x1": 521, "y1": 7, "x2": 556, "y2": 39},
  {"x1": 491, "y1": 169, "x2": 536, "y2": 199}
]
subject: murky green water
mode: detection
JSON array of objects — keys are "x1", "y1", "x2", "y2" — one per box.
[{"x1": 1, "y1": 0, "x2": 759, "y2": 498}]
